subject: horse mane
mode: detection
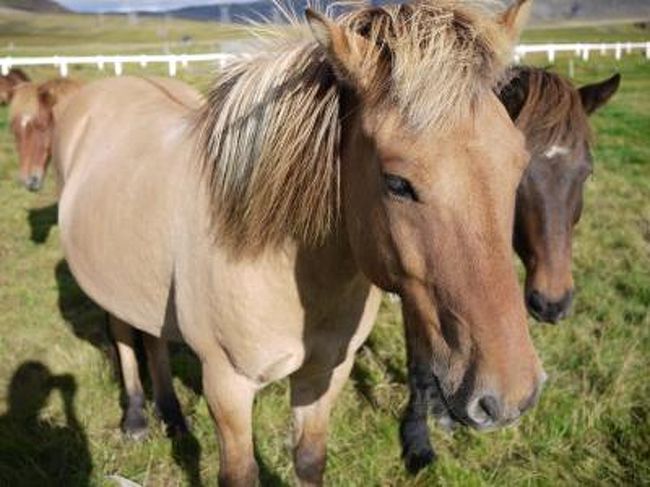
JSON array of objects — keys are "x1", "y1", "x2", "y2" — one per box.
[
  {"x1": 502, "y1": 66, "x2": 592, "y2": 155},
  {"x1": 196, "y1": 0, "x2": 512, "y2": 254}
]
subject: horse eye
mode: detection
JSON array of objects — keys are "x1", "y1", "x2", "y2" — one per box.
[{"x1": 383, "y1": 174, "x2": 418, "y2": 202}]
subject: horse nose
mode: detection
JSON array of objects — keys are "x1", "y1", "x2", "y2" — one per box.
[
  {"x1": 26, "y1": 176, "x2": 42, "y2": 192},
  {"x1": 526, "y1": 289, "x2": 573, "y2": 324},
  {"x1": 467, "y1": 374, "x2": 546, "y2": 429},
  {"x1": 466, "y1": 395, "x2": 501, "y2": 429}
]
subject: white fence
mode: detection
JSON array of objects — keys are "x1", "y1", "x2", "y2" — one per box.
[
  {"x1": 1, "y1": 42, "x2": 649, "y2": 78},
  {"x1": 515, "y1": 41, "x2": 650, "y2": 63}
]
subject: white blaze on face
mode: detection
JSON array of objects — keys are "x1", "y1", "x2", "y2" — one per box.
[
  {"x1": 20, "y1": 115, "x2": 33, "y2": 130},
  {"x1": 544, "y1": 145, "x2": 570, "y2": 159}
]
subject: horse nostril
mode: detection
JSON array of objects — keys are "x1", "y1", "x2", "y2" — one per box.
[
  {"x1": 467, "y1": 395, "x2": 501, "y2": 427},
  {"x1": 527, "y1": 289, "x2": 574, "y2": 324},
  {"x1": 526, "y1": 290, "x2": 547, "y2": 317}
]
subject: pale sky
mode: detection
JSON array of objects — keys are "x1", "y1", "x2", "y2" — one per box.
[{"x1": 58, "y1": 0, "x2": 255, "y2": 13}]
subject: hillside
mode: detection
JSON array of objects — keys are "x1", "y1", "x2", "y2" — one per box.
[
  {"x1": 0, "y1": 0, "x2": 67, "y2": 12},
  {"x1": 166, "y1": 0, "x2": 650, "y2": 24}
]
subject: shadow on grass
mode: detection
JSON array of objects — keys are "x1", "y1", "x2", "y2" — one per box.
[
  {"x1": 28, "y1": 202, "x2": 58, "y2": 245},
  {"x1": 0, "y1": 361, "x2": 92, "y2": 486},
  {"x1": 54, "y1": 259, "x2": 207, "y2": 483}
]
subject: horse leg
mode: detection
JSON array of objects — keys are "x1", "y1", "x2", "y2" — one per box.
[
  {"x1": 141, "y1": 332, "x2": 188, "y2": 437},
  {"x1": 202, "y1": 354, "x2": 258, "y2": 487},
  {"x1": 400, "y1": 323, "x2": 438, "y2": 474},
  {"x1": 108, "y1": 314, "x2": 148, "y2": 440},
  {"x1": 290, "y1": 357, "x2": 355, "y2": 487},
  {"x1": 400, "y1": 359, "x2": 437, "y2": 473}
]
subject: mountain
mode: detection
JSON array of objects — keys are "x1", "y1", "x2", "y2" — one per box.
[
  {"x1": 0, "y1": 0, "x2": 68, "y2": 12},
  {"x1": 165, "y1": 0, "x2": 650, "y2": 24}
]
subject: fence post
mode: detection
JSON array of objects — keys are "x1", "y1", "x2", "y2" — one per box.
[
  {"x1": 114, "y1": 61, "x2": 123, "y2": 76},
  {"x1": 97, "y1": 56, "x2": 105, "y2": 71},
  {"x1": 139, "y1": 55, "x2": 148, "y2": 68},
  {"x1": 582, "y1": 47, "x2": 589, "y2": 62},
  {"x1": 59, "y1": 61, "x2": 69, "y2": 77},
  {"x1": 548, "y1": 47, "x2": 555, "y2": 63},
  {"x1": 600, "y1": 43, "x2": 606, "y2": 55},
  {"x1": 615, "y1": 43, "x2": 622, "y2": 60},
  {"x1": 646, "y1": 42, "x2": 650, "y2": 60},
  {"x1": 168, "y1": 58, "x2": 177, "y2": 77},
  {"x1": 0, "y1": 59, "x2": 9, "y2": 75},
  {"x1": 626, "y1": 42, "x2": 632, "y2": 55}
]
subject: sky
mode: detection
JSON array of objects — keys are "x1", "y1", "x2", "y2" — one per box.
[{"x1": 58, "y1": 0, "x2": 255, "y2": 13}]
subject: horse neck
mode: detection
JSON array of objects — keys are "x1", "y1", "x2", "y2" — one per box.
[{"x1": 294, "y1": 223, "x2": 364, "y2": 292}]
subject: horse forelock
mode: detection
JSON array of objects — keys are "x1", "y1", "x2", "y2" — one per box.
[
  {"x1": 508, "y1": 67, "x2": 593, "y2": 156},
  {"x1": 9, "y1": 83, "x2": 41, "y2": 124},
  {"x1": 196, "y1": 0, "x2": 512, "y2": 255}
]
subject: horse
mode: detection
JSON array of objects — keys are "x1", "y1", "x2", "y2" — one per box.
[
  {"x1": 0, "y1": 68, "x2": 29, "y2": 105},
  {"x1": 400, "y1": 66, "x2": 621, "y2": 473},
  {"x1": 9, "y1": 78, "x2": 82, "y2": 191},
  {"x1": 54, "y1": 2, "x2": 544, "y2": 484}
]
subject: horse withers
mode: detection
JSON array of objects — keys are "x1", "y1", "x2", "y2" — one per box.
[
  {"x1": 55, "y1": 2, "x2": 542, "y2": 484},
  {"x1": 9, "y1": 78, "x2": 82, "y2": 191},
  {"x1": 400, "y1": 66, "x2": 621, "y2": 473}
]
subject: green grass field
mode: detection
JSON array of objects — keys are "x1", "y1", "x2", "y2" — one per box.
[{"x1": 0, "y1": 10, "x2": 649, "y2": 487}]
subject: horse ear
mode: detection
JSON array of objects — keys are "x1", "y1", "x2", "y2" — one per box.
[
  {"x1": 38, "y1": 87, "x2": 56, "y2": 110},
  {"x1": 499, "y1": 70, "x2": 530, "y2": 122},
  {"x1": 499, "y1": 0, "x2": 533, "y2": 45},
  {"x1": 305, "y1": 8, "x2": 369, "y2": 87},
  {"x1": 579, "y1": 73, "x2": 621, "y2": 115}
]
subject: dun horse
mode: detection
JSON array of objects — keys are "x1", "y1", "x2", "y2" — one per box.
[
  {"x1": 401, "y1": 66, "x2": 620, "y2": 473},
  {"x1": 54, "y1": 2, "x2": 544, "y2": 484},
  {"x1": 9, "y1": 78, "x2": 82, "y2": 191},
  {"x1": 0, "y1": 68, "x2": 29, "y2": 104}
]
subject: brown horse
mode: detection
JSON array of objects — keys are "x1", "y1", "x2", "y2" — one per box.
[
  {"x1": 54, "y1": 2, "x2": 543, "y2": 485},
  {"x1": 504, "y1": 67, "x2": 620, "y2": 323},
  {"x1": 9, "y1": 78, "x2": 82, "y2": 191},
  {"x1": 400, "y1": 66, "x2": 620, "y2": 473},
  {"x1": 0, "y1": 68, "x2": 29, "y2": 105}
]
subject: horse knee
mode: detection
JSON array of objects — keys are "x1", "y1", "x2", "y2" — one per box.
[{"x1": 294, "y1": 441, "x2": 327, "y2": 486}]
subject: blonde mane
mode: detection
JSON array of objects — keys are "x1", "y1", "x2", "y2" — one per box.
[{"x1": 196, "y1": 0, "x2": 512, "y2": 254}]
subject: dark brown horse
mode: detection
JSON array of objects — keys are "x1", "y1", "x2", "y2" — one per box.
[
  {"x1": 505, "y1": 67, "x2": 620, "y2": 323},
  {"x1": 400, "y1": 66, "x2": 620, "y2": 473},
  {"x1": 0, "y1": 68, "x2": 29, "y2": 104}
]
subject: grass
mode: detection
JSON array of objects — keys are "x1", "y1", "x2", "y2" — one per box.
[{"x1": 0, "y1": 11, "x2": 649, "y2": 487}]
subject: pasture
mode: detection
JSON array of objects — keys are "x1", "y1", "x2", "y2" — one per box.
[{"x1": 0, "y1": 11, "x2": 649, "y2": 486}]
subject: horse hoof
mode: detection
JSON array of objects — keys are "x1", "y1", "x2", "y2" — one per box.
[
  {"x1": 404, "y1": 446, "x2": 436, "y2": 474},
  {"x1": 122, "y1": 411, "x2": 148, "y2": 441}
]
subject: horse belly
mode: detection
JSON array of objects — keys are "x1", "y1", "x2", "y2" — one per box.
[{"x1": 57, "y1": 80, "x2": 197, "y2": 338}]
